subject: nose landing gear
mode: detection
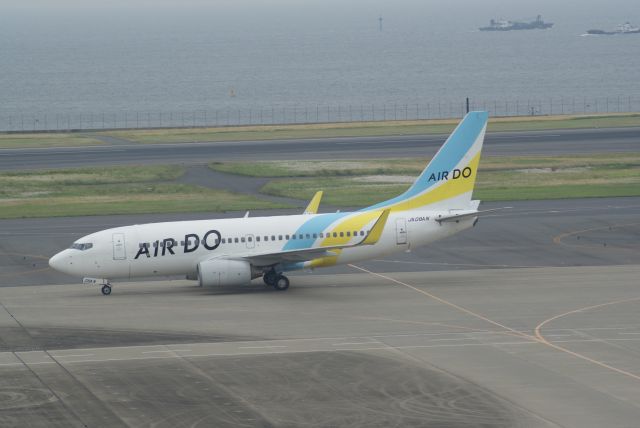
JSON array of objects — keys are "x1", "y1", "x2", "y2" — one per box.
[{"x1": 83, "y1": 278, "x2": 112, "y2": 296}]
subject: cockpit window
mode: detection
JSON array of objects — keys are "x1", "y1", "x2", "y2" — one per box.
[{"x1": 70, "y1": 243, "x2": 93, "y2": 251}]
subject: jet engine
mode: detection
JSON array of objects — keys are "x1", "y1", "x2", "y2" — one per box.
[{"x1": 197, "y1": 259, "x2": 252, "y2": 287}]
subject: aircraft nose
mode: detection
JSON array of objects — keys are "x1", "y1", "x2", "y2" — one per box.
[
  {"x1": 49, "y1": 252, "x2": 63, "y2": 270},
  {"x1": 49, "y1": 250, "x2": 72, "y2": 274}
]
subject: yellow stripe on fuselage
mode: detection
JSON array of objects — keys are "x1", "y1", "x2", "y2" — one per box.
[
  {"x1": 309, "y1": 210, "x2": 381, "y2": 268},
  {"x1": 309, "y1": 152, "x2": 481, "y2": 268}
]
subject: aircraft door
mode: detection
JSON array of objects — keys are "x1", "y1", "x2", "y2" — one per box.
[
  {"x1": 246, "y1": 234, "x2": 255, "y2": 249},
  {"x1": 112, "y1": 233, "x2": 127, "y2": 260},
  {"x1": 395, "y1": 218, "x2": 407, "y2": 245}
]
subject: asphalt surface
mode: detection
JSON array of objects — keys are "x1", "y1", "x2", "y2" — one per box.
[
  {"x1": 2, "y1": 197, "x2": 639, "y2": 287},
  {"x1": 1, "y1": 198, "x2": 639, "y2": 426},
  {"x1": 1, "y1": 128, "x2": 640, "y2": 426},
  {"x1": 1, "y1": 127, "x2": 639, "y2": 170},
  {"x1": 1, "y1": 266, "x2": 639, "y2": 427}
]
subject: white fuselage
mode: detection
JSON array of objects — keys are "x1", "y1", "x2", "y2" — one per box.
[
  {"x1": 49, "y1": 210, "x2": 473, "y2": 281},
  {"x1": 49, "y1": 111, "x2": 490, "y2": 290}
]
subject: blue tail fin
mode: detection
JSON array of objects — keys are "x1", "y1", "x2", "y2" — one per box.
[{"x1": 364, "y1": 111, "x2": 488, "y2": 212}]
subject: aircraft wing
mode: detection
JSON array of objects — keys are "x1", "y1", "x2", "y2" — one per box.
[
  {"x1": 238, "y1": 208, "x2": 390, "y2": 267},
  {"x1": 435, "y1": 207, "x2": 511, "y2": 223}
]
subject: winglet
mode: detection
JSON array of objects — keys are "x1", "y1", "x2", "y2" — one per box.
[
  {"x1": 303, "y1": 191, "x2": 323, "y2": 215},
  {"x1": 362, "y1": 209, "x2": 390, "y2": 245}
]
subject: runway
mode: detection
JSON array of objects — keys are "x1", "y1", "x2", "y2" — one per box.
[{"x1": 1, "y1": 127, "x2": 639, "y2": 170}]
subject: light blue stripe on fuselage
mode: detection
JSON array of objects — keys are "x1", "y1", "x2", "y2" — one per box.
[
  {"x1": 282, "y1": 211, "x2": 350, "y2": 251},
  {"x1": 363, "y1": 111, "x2": 487, "y2": 211}
]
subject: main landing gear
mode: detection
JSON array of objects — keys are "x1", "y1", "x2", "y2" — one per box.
[
  {"x1": 101, "y1": 284, "x2": 112, "y2": 296},
  {"x1": 263, "y1": 269, "x2": 290, "y2": 291}
]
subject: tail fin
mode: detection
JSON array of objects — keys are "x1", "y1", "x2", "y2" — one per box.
[{"x1": 364, "y1": 111, "x2": 488, "y2": 212}]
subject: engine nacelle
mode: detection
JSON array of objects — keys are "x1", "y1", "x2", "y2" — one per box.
[{"x1": 197, "y1": 259, "x2": 252, "y2": 287}]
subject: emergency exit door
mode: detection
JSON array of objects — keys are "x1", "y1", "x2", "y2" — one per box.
[
  {"x1": 112, "y1": 233, "x2": 126, "y2": 260},
  {"x1": 395, "y1": 218, "x2": 407, "y2": 245}
]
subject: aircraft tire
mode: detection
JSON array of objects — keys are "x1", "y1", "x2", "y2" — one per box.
[
  {"x1": 101, "y1": 284, "x2": 112, "y2": 296},
  {"x1": 273, "y1": 275, "x2": 290, "y2": 291},
  {"x1": 263, "y1": 270, "x2": 277, "y2": 286}
]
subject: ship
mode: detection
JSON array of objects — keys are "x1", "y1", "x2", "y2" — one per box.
[
  {"x1": 479, "y1": 15, "x2": 553, "y2": 31},
  {"x1": 587, "y1": 22, "x2": 640, "y2": 35}
]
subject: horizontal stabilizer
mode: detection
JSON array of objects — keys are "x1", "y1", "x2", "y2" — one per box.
[{"x1": 435, "y1": 207, "x2": 511, "y2": 223}]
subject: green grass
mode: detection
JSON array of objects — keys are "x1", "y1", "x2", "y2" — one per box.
[
  {"x1": 209, "y1": 159, "x2": 423, "y2": 177},
  {"x1": 252, "y1": 154, "x2": 640, "y2": 206},
  {"x1": 0, "y1": 133, "x2": 105, "y2": 149},
  {"x1": 211, "y1": 154, "x2": 640, "y2": 177},
  {"x1": 474, "y1": 184, "x2": 640, "y2": 201},
  {"x1": 0, "y1": 165, "x2": 287, "y2": 219},
  {"x1": 110, "y1": 113, "x2": 640, "y2": 144},
  {"x1": 262, "y1": 177, "x2": 407, "y2": 207},
  {"x1": 4, "y1": 113, "x2": 640, "y2": 148}
]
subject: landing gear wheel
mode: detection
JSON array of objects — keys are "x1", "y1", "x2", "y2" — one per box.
[
  {"x1": 101, "y1": 284, "x2": 112, "y2": 296},
  {"x1": 263, "y1": 270, "x2": 277, "y2": 287},
  {"x1": 273, "y1": 275, "x2": 290, "y2": 291}
]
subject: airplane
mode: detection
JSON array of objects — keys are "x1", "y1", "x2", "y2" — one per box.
[{"x1": 49, "y1": 111, "x2": 497, "y2": 296}]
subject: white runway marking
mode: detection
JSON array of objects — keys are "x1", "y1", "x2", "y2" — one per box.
[{"x1": 0, "y1": 332, "x2": 636, "y2": 369}]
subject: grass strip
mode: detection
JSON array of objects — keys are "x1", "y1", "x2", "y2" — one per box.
[
  {"x1": 0, "y1": 165, "x2": 288, "y2": 219},
  {"x1": 0, "y1": 133, "x2": 104, "y2": 149},
  {"x1": 109, "y1": 113, "x2": 640, "y2": 144},
  {"x1": 253, "y1": 153, "x2": 640, "y2": 205},
  {"x1": 210, "y1": 153, "x2": 640, "y2": 178}
]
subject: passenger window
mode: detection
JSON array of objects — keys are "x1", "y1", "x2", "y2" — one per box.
[
  {"x1": 313, "y1": 233, "x2": 317, "y2": 238},
  {"x1": 346, "y1": 231, "x2": 351, "y2": 237},
  {"x1": 256, "y1": 236, "x2": 260, "y2": 242},
  {"x1": 272, "y1": 235, "x2": 276, "y2": 241},
  {"x1": 292, "y1": 235, "x2": 296, "y2": 240},
  {"x1": 278, "y1": 235, "x2": 283, "y2": 240},
  {"x1": 234, "y1": 238, "x2": 239, "y2": 243},
  {"x1": 333, "y1": 232, "x2": 337, "y2": 238},
  {"x1": 241, "y1": 237, "x2": 245, "y2": 243},
  {"x1": 360, "y1": 231, "x2": 364, "y2": 236},
  {"x1": 300, "y1": 234, "x2": 304, "y2": 239}
]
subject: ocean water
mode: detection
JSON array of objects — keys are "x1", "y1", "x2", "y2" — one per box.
[{"x1": 1, "y1": 0, "x2": 639, "y2": 129}]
